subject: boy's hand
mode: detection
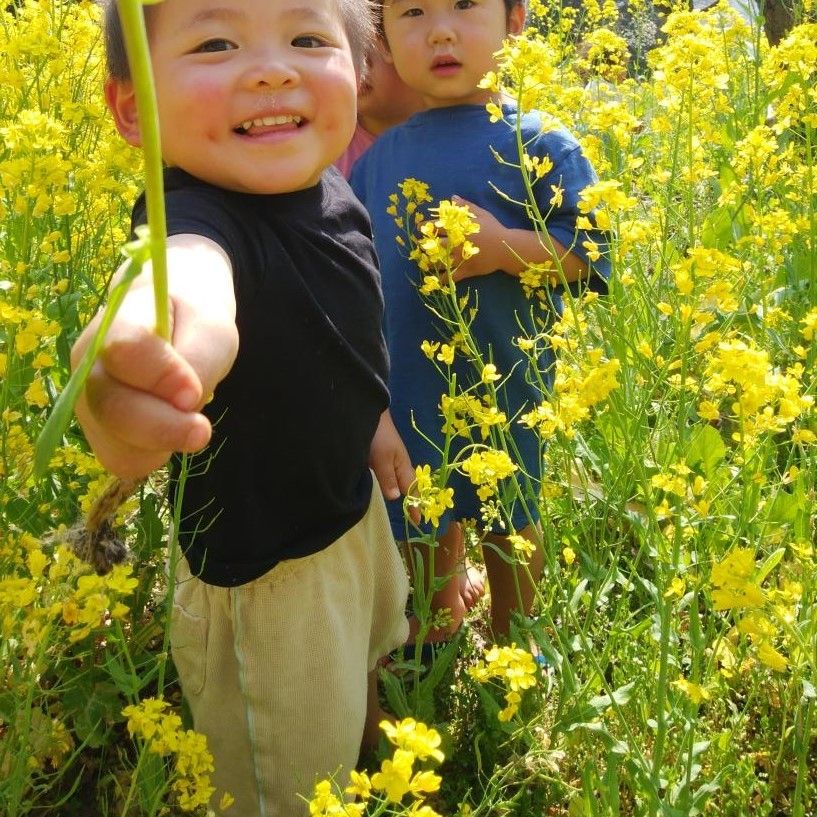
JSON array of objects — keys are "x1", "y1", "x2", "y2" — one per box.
[
  {"x1": 369, "y1": 409, "x2": 419, "y2": 522},
  {"x1": 449, "y1": 196, "x2": 511, "y2": 281},
  {"x1": 445, "y1": 196, "x2": 587, "y2": 284},
  {"x1": 73, "y1": 235, "x2": 239, "y2": 480}
]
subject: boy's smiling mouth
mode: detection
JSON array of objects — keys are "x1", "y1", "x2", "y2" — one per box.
[{"x1": 235, "y1": 114, "x2": 303, "y2": 135}]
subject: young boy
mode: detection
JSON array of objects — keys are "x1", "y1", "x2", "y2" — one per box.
[
  {"x1": 335, "y1": 41, "x2": 425, "y2": 178},
  {"x1": 75, "y1": 0, "x2": 410, "y2": 813},
  {"x1": 351, "y1": 0, "x2": 609, "y2": 644}
]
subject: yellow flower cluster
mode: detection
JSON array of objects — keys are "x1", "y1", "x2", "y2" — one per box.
[
  {"x1": 460, "y1": 448, "x2": 518, "y2": 502},
  {"x1": 760, "y1": 23, "x2": 817, "y2": 131},
  {"x1": 480, "y1": 35, "x2": 559, "y2": 116},
  {"x1": 521, "y1": 352, "x2": 621, "y2": 439},
  {"x1": 410, "y1": 200, "x2": 481, "y2": 277},
  {"x1": 441, "y1": 393, "x2": 508, "y2": 441},
  {"x1": 709, "y1": 549, "x2": 790, "y2": 673},
  {"x1": 0, "y1": 0, "x2": 139, "y2": 522},
  {"x1": 308, "y1": 719, "x2": 444, "y2": 817},
  {"x1": 407, "y1": 465, "x2": 455, "y2": 529},
  {"x1": 575, "y1": 27, "x2": 631, "y2": 83},
  {"x1": 0, "y1": 539, "x2": 138, "y2": 651},
  {"x1": 702, "y1": 338, "x2": 813, "y2": 443},
  {"x1": 469, "y1": 644, "x2": 540, "y2": 722},
  {"x1": 122, "y1": 697, "x2": 218, "y2": 812}
]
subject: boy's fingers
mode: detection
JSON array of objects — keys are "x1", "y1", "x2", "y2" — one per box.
[
  {"x1": 84, "y1": 363, "x2": 212, "y2": 455},
  {"x1": 376, "y1": 465, "x2": 401, "y2": 501},
  {"x1": 100, "y1": 325, "x2": 204, "y2": 412}
]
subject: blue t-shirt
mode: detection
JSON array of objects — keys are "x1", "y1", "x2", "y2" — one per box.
[{"x1": 352, "y1": 104, "x2": 609, "y2": 538}]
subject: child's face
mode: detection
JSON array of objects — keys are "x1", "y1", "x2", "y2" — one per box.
[
  {"x1": 357, "y1": 45, "x2": 424, "y2": 133},
  {"x1": 108, "y1": 0, "x2": 359, "y2": 193},
  {"x1": 381, "y1": 0, "x2": 524, "y2": 109}
]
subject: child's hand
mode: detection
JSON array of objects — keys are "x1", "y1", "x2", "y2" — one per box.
[
  {"x1": 369, "y1": 409, "x2": 419, "y2": 522},
  {"x1": 448, "y1": 196, "x2": 510, "y2": 281},
  {"x1": 446, "y1": 196, "x2": 587, "y2": 284},
  {"x1": 73, "y1": 236, "x2": 239, "y2": 480}
]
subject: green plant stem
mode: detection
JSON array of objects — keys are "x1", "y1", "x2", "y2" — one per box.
[
  {"x1": 792, "y1": 700, "x2": 813, "y2": 817},
  {"x1": 159, "y1": 452, "x2": 190, "y2": 693},
  {"x1": 116, "y1": 0, "x2": 169, "y2": 341}
]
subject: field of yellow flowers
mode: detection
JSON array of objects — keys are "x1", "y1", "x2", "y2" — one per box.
[{"x1": 1, "y1": 0, "x2": 816, "y2": 814}]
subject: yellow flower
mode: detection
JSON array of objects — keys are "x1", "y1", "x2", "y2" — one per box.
[
  {"x1": 345, "y1": 770, "x2": 372, "y2": 801},
  {"x1": 710, "y1": 549, "x2": 765, "y2": 611},
  {"x1": 371, "y1": 748, "x2": 415, "y2": 803},
  {"x1": 672, "y1": 677, "x2": 710, "y2": 704},
  {"x1": 481, "y1": 363, "x2": 501, "y2": 384},
  {"x1": 509, "y1": 534, "x2": 536, "y2": 562},
  {"x1": 756, "y1": 640, "x2": 788, "y2": 672},
  {"x1": 380, "y1": 718, "x2": 445, "y2": 763},
  {"x1": 421, "y1": 340, "x2": 440, "y2": 360}
]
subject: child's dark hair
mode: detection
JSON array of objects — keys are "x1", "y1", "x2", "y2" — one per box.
[
  {"x1": 376, "y1": 0, "x2": 524, "y2": 31},
  {"x1": 101, "y1": 0, "x2": 376, "y2": 80}
]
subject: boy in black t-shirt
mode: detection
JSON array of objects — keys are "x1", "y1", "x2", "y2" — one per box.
[{"x1": 72, "y1": 0, "x2": 412, "y2": 813}]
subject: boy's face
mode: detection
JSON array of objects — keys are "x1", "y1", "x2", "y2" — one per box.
[
  {"x1": 357, "y1": 44, "x2": 424, "y2": 132},
  {"x1": 381, "y1": 0, "x2": 524, "y2": 109},
  {"x1": 107, "y1": 0, "x2": 358, "y2": 193}
]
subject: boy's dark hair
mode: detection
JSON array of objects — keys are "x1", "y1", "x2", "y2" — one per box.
[
  {"x1": 376, "y1": 0, "x2": 524, "y2": 32},
  {"x1": 102, "y1": 0, "x2": 375, "y2": 80}
]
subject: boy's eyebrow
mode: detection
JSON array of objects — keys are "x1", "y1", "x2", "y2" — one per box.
[
  {"x1": 187, "y1": 6, "x2": 246, "y2": 26},
  {"x1": 186, "y1": 5, "x2": 336, "y2": 28}
]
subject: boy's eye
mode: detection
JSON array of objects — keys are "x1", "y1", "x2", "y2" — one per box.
[
  {"x1": 194, "y1": 38, "x2": 237, "y2": 53},
  {"x1": 401, "y1": 7, "x2": 423, "y2": 16},
  {"x1": 454, "y1": 0, "x2": 476, "y2": 8},
  {"x1": 292, "y1": 34, "x2": 329, "y2": 48}
]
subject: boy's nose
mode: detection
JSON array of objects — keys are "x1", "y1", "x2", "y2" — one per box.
[
  {"x1": 427, "y1": 15, "x2": 456, "y2": 45},
  {"x1": 243, "y1": 52, "x2": 299, "y2": 89}
]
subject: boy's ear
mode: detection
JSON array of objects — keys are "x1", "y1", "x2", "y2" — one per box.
[
  {"x1": 508, "y1": 1, "x2": 526, "y2": 35},
  {"x1": 105, "y1": 77, "x2": 142, "y2": 147}
]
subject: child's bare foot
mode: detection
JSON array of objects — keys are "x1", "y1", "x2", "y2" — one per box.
[{"x1": 459, "y1": 560, "x2": 486, "y2": 610}]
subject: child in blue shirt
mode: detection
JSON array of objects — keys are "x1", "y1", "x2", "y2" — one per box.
[{"x1": 351, "y1": 0, "x2": 609, "y2": 645}]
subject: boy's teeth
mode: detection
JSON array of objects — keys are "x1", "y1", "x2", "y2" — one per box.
[{"x1": 240, "y1": 115, "x2": 302, "y2": 130}]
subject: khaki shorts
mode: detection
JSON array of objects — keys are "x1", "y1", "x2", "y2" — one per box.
[{"x1": 170, "y1": 483, "x2": 410, "y2": 817}]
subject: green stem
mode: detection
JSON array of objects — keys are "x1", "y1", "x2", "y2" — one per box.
[{"x1": 116, "y1": 0, "x2": 169, "y2": 341}]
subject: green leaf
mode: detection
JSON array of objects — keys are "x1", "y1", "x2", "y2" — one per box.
[
  {"x1": 766, "y1": 490, "x2": 804, "y2": 526},
  {"x1": 756, "y1": 547, "x2": 786, "y2": 585},
  {"x1": 588, "y1": 681, "x2": 636, "y2": 713},
  {"x1": 63, "y1": 682, "x2": 122, "y2": 749},
  {"x1": 685, "y1": 424, "x2": 726, "y2": 477},
  {"x1": 33, "y1": 255, "x2": 143, "y2": 478}
]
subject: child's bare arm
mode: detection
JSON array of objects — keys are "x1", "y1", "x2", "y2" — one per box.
[
  {"x1": 449, "y1": 196, "x2": 589, "y2": 284},
  {"x1": 72, "y1": 234, "x2": 239, "y2": 480}
]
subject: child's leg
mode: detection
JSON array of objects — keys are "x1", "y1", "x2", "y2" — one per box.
[
  {"x1": 171, "y1": 489, "x2": 408, "y2": 817},
  {"x1": 404, "y1": 521, "x2": 467, "y2": 642},
  {"x1": 457, "y1": 530, "x2": 486, "y2": 610},
  {"x1": 361, "y1": 669, "x2": 388, "y2": 752},
  {"x1": 481, "y1": 523, "x2": 544, "y2": 638}
]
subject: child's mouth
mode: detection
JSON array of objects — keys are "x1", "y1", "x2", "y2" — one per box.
[
  {"x1": 234, "y1": 115, "x2": 303, "y2": 135},
  {"x1": 431, "y1": 57, "x2": 461, "y2": 75}
]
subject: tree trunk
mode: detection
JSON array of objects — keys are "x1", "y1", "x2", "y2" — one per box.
[{"x1": 761, "y1": 0, "x2": 795, "y2": 44}]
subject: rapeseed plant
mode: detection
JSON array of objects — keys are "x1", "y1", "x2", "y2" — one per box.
[{"x1": 2, "y1": 0, "x2": 817, "y2": 813}]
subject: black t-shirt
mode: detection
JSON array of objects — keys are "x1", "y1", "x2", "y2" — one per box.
[{"x1": 132, "y1": 167, "x2": 389, "y2": 586}]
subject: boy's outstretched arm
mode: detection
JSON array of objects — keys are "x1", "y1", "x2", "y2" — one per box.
[
  {"x1": 73, "y1": 234, "x2": 239, "y2": 480},
  {"x1": 449, "y1": 196, "x2": 589, "y2": 284}
]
